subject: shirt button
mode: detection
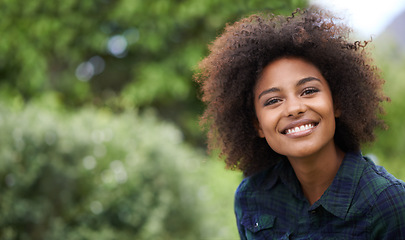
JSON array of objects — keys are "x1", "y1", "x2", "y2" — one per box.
[{"x1": 254, "y1": 222, "x2": 259, "y2": 228}]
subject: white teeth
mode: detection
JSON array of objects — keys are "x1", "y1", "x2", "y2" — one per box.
[{"x1": 285, "y1": 123, "x2": 315, "y2": 134}]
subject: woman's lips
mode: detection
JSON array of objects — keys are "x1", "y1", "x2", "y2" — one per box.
[
  {"x1": 284, "y1": 122, "x2": 319, "y2": 138},
  {"x1": 281, "y1": 120, "x2": 319, "y2": 135},
  {"x1": 284, "y1": 123, "x2": 315, "y2": 135}
]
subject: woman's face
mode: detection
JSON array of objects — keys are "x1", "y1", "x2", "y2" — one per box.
[{"x1": 254, "y1": 57, "x2": 340, "y2": 160}]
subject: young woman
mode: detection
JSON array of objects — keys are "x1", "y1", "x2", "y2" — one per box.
[{"x1": 196, "y1": 8, "x2": 405, "y2": 239}]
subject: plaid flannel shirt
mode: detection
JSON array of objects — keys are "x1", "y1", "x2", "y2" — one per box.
[{"x1": 235, "y1": 152, "x2": 405, "y2": 239}]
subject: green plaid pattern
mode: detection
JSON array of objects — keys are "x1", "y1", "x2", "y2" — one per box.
[{"x1": 235, "y1": 152, "x2": 405, "y2": 239}]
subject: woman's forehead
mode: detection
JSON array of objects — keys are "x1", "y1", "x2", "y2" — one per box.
[{"x1": 256, "y1": 57, "x2": 327, "y2": 89}]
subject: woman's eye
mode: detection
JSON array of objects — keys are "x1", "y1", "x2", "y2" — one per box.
[
  {"x1": 264, "y1": 98, "x2": 280, "y2": 106},
  {"x1": 302, "y1": 88, "x2": 319, "y2": 96}
]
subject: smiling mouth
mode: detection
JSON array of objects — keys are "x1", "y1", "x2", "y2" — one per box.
[{"x1": 282, "y1": 122, "x2": 319, "y2": 135}]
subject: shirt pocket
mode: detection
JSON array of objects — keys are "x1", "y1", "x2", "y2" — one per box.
[
  {"x1": 241, "y1": 213, "x2": 276, "y2": 233},
  {"x1": 241, "y1": 214, "x2": 292, "y2": 239}
]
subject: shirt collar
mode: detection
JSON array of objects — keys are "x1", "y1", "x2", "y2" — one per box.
[
  {"x1": 262, "y1": 152, "x2": 367, "y2": 220},
  {"x1": 314, "y1": 152, "x2": 366, "y2": 220},
  {"x1": 263, "y1": 157, "x2": 304, "y2": 200}
]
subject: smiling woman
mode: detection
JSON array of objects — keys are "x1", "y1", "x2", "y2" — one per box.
[
  {"x1": 254, "y1": 57, "x2": 340, "y2": 171},
  {"x1": 196, "y1": 7, "x2": 405, "y2": 239}
]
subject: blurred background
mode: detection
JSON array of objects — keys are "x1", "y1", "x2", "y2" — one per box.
[{"x1": 0, "y1": 0, "x2": 404, "y2": 239}]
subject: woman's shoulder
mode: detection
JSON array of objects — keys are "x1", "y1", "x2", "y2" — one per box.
[
  {"x1": 359, "y1": 158, "x2": 405, "y2": 238},
  {"x1": 361, "y1": 156, "x2": 405, "y2": 194},
  {"x1": 235, "y1": 169, "x2": 269, "y2": 195},
  {"x1": 235, "y1": 160, "x2": 285, "y2": 197},
  {"x1": 355, "y1": 156, "x2": 405, "y2": 209}
]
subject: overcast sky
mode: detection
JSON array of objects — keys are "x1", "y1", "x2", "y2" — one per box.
[{"x1": 310, "y1": 0, "x2": 405, "y2": 37}]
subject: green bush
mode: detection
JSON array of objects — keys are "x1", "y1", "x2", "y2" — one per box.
[{"x1": 0, "y1": 102, "x2": 241, "y2": 240}]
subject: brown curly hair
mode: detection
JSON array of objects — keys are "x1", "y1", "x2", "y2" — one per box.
[{"x1": 195, "y1": 8, "x2": 388, "y2": 176}]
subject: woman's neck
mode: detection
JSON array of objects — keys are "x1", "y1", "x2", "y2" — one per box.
[{"x1": 287, "y1": 144, "x2": 345, "y2": 205}]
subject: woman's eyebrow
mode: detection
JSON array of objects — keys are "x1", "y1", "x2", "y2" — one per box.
[
  {"x1": 258, "y1": 87, "x2": 280, "y2": 100},
  {"x1": 296, "y1": 77, "x2": 321, "y2": 86},
  {"x1": 257, "y1": 77, "x2": 321, "y2": 100}
]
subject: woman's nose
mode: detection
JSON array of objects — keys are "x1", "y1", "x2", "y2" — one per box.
[{"x1": 285, "y1": 97, "x2": 307, "y2": 117}]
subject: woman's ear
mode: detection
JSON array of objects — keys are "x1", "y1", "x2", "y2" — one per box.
[
  {"x1": 334, "y1": 102, "x2": 341, "y2": 118},
  {"x1": 334, "y1": 108, "x2": 341, "y2": 118},
  {"x1": 253, "y1": 118, "x2": 265, "y2": 138}
]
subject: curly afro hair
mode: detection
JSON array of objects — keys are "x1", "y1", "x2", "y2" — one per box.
[{"x1": 195, "y1": 8, "x2": 389, "y2": 176}]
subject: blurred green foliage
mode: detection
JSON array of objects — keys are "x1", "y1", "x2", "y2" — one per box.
[
  {"x1": 0, "y1": 0, "x2": 307, "y2": 146},
  {"x1": 0, "y1": 102, "x2": 240, "y2": 239}
]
